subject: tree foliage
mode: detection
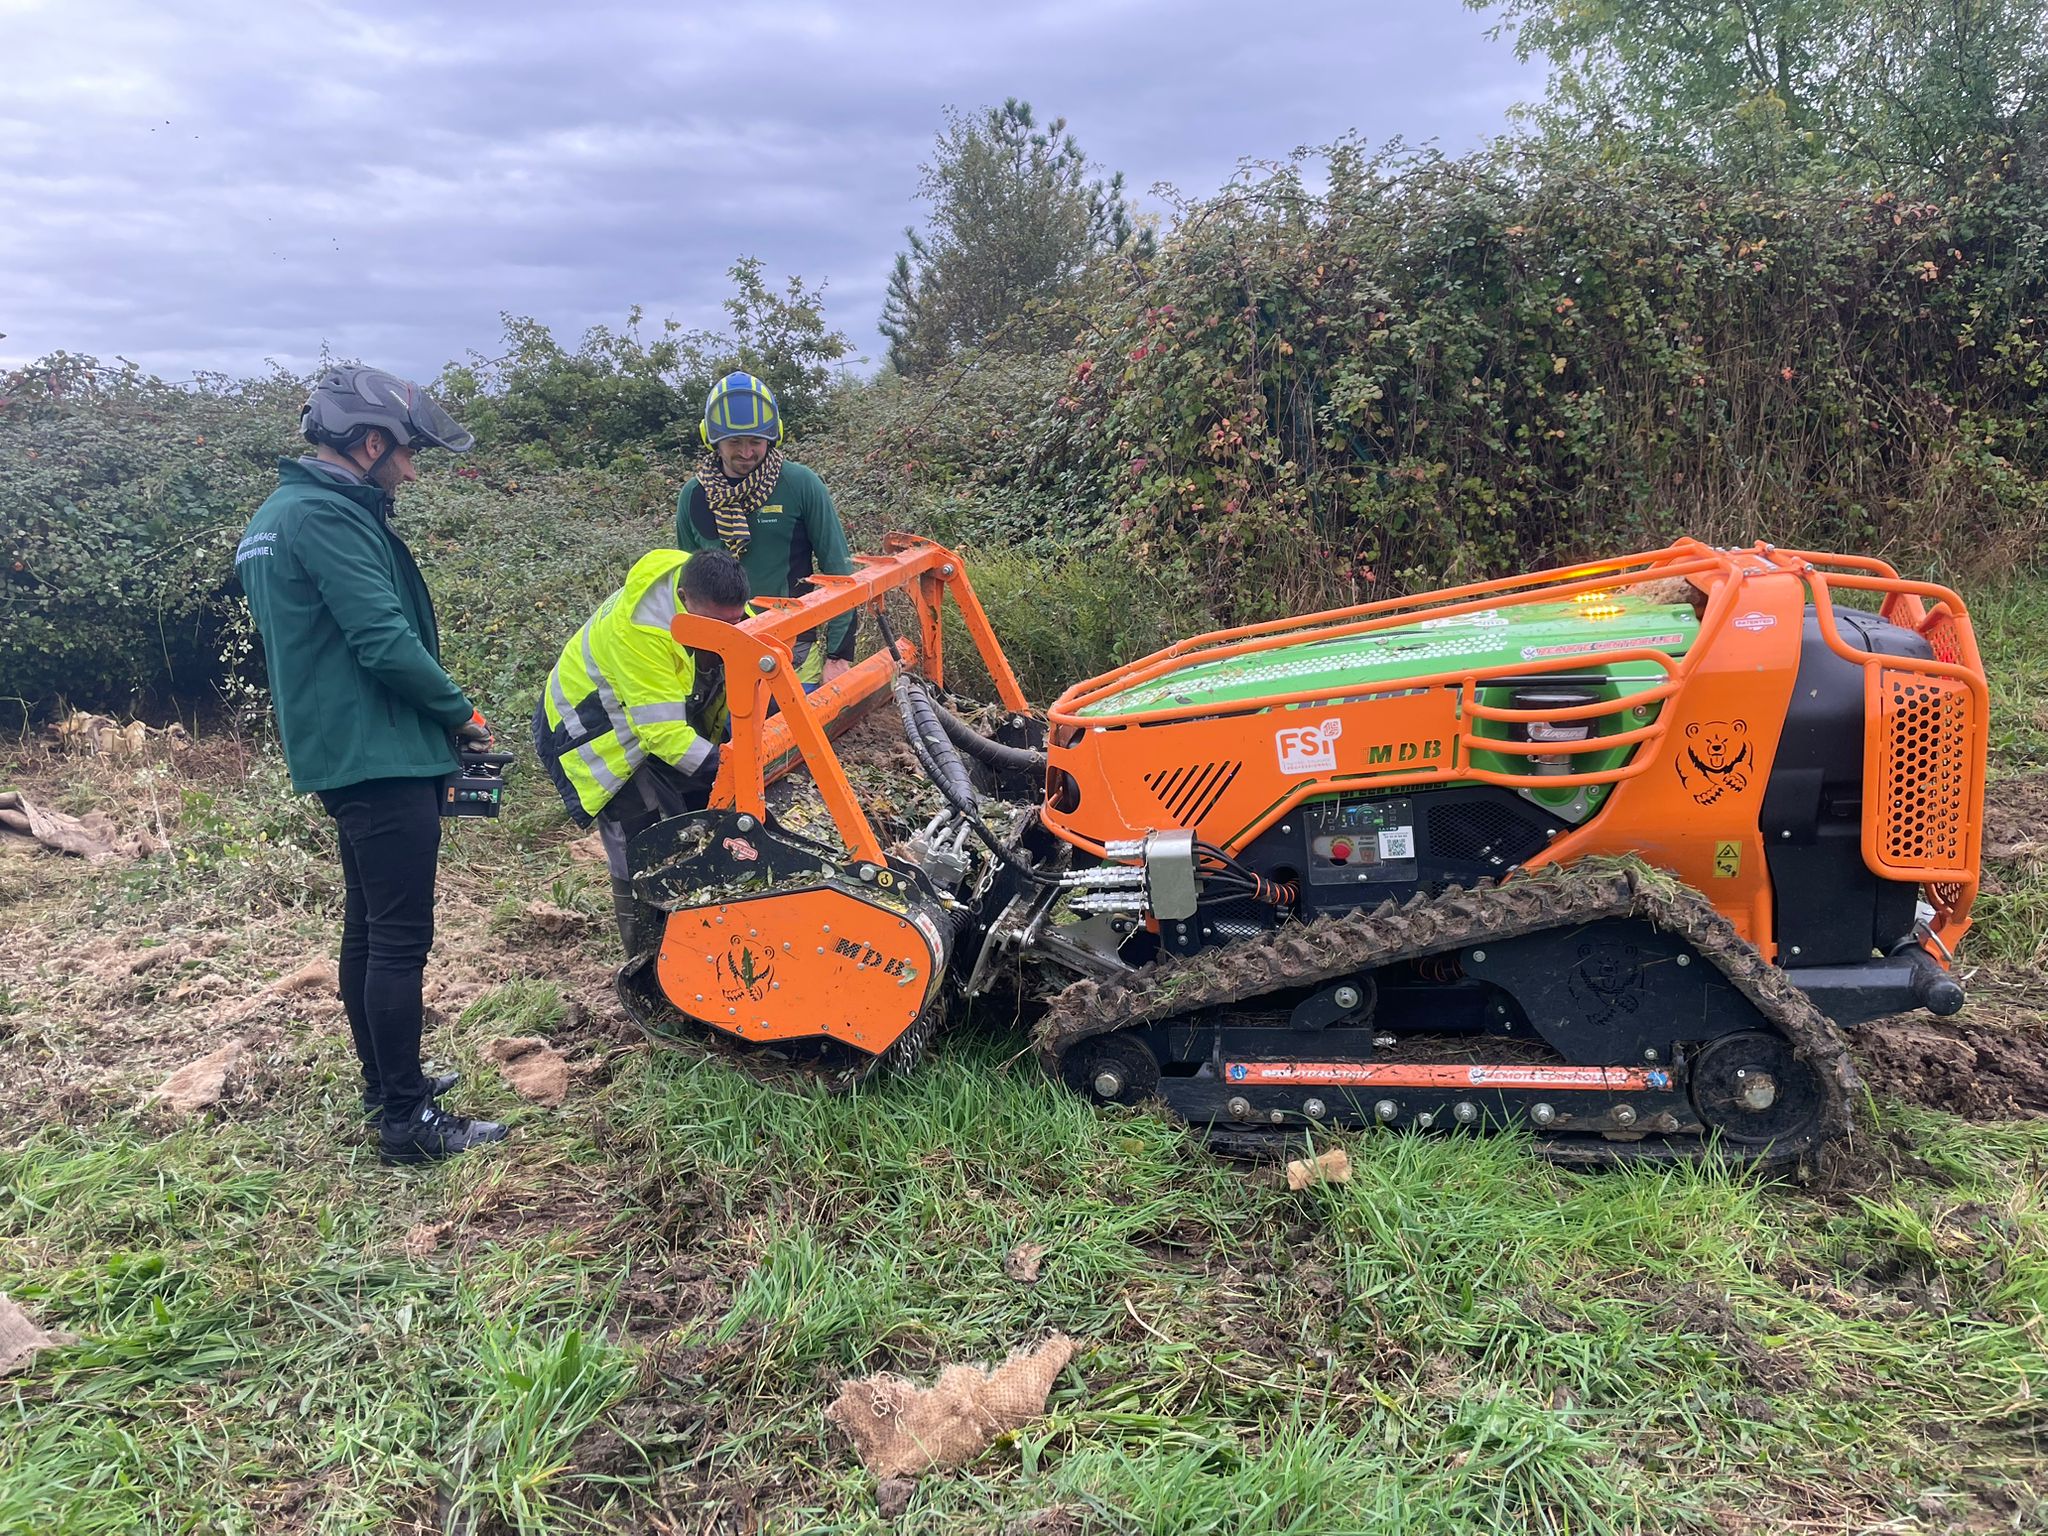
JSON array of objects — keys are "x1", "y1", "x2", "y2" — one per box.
[
  {"x1": 880, "y1": 99, "x2": 1151, "y2": 375},
  {"x1": 436, "y1": 259, "x2": 848, "y2": 471},
  {"x1": 0, "y1": 262, "x2": 849, "y2": 713},
  {"x1": 843, "y1": 135, "x2": 2048, "y2": 620},
  {"x1": 1478, "y1": 0, "x2": 2048, "y2": 181}
]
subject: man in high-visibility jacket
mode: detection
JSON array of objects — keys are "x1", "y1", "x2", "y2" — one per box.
[{"x1": 532, "y1": 547, "x2": 751, "y2": 954}]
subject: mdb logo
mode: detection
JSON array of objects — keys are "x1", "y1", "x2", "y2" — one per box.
[{"x1": 1276, "y1": 718, "x2": 1342, "y2": 775}]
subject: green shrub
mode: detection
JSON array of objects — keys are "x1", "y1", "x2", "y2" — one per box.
[
  {"x1": 10, "y1": 134, "x2": 2047, "y2": 718},
  {"x1": 810, "y1": 136, "x2": 2048, "y2": 622},
  {"x1": 935, "y1": 542, "x2": 1206, "y2": 703},
  {"x1": 0, "y1": 356, "x2": 300, "y2": 715}
]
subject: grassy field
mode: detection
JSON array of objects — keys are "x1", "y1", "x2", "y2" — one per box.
[{"x1": 3, "y1": 573, "x2": 2047, "y2": 1535}]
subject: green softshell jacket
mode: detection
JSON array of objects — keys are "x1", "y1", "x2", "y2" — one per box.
[
  {"x1": 235, "y1": 459, "x2": 474, "y2": 793},
  {"x1": 674, "y1": 459, "x2": 856, "y2": 660}
]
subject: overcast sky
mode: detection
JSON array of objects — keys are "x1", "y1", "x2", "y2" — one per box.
[{"x1": 0, "y1": 0, "x2": 1541, "y2": 384}]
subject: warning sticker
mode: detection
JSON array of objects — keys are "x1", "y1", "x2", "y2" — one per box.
[
  {"x1": 1713, "y1": 840, "x2": 1742, "y2": 878},
  {"x1": 1222, "y1": 1061, "x2": 1670, "y2": 1090},
  {"x1": 1521, "y1": 632, "x2": 1686, "y2": 661}
]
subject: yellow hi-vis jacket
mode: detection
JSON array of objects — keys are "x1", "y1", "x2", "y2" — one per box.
[{"x1": 535, "y1": 549, "x2": 732, "y2": 822}]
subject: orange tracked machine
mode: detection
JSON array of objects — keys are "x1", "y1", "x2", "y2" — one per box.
[{"x1": 616, "y1": 536, "x2": 1986, "y2": 1163}]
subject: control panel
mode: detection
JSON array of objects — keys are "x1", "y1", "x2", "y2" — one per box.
[{"x1": 1303, "y1": 794, "x2": 1418, "y2": 887}]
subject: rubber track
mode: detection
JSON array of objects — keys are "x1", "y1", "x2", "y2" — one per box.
[{"x1": 1032, "y1": 860, "x2": 1861, "y2": 1159}]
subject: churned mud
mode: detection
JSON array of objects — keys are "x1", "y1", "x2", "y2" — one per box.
[
  {"x1": 1852, "y1": 968, "x2": 2048, "y2": 1120},
  {"x1": 1852, "y1": 769, "x2": 2048, "y2": 1119},
  {"x1": 1982, "y1": 769, "x2": 2048, "y2": 858}
]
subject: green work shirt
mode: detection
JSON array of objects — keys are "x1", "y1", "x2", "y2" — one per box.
[
  {"x1": 674, "y1": 459, "x2": 856, "y2": 661},
  {"x1": 235, "y1": 458, "x2": 473, "y2": 793}
]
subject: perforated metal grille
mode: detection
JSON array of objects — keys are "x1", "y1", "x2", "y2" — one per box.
[
  {"x1": 1923, "y1": 612, "x2": 1963, "y2": 665},
  {"x1": 1878, "y1": 670, "x2": 1971, "y2": 872},
  {"x1": 1145, "y1": 761, "x2": 1242, "y2": 826},
  {"x1": 1427, "y1": 801, "x2": 1548, "y2": 865}
]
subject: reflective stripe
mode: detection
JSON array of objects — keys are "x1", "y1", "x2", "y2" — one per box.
[
  {"x1": 630, "y1": 573, "x2": 680, "y2": 631},
  {"x1": 631, "y1": 700, "x2": 698, "y2": 724},
  {"x1": 548, "y1": 663, "x2": 586, "y2": 741},
  {"x1": 582, "y1": 628, "x2": 643, "y2": 761},
  {"x1": 677, "y1": 734, "x2": 715, "y2": 774},
  {"x1": 573, "y1": 740, "x2": 627, "y2": 795}
]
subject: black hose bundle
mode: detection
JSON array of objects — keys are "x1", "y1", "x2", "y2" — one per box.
[
  {"x1": 931, "y1": 702, "x2": 1048, "y2": 775},
  {"x1": 892, "y1": 671, "x2": 979, "y2": 810},
  {"x1": 890, "y1": 671, "x2": 1050, "y2": 881},
  {"x1": 1195, "y1": 840, "x2": 1298, "y2": 907}
]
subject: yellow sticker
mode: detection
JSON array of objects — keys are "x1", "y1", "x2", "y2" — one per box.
[{"x1": 1712, "y1": 840, "x2": 1741, "y2": 878}]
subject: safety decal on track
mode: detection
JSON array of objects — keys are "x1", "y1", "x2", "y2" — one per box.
[{"x1": 1222, "y1": 1061, "x2": 1673, "y2": 1091}]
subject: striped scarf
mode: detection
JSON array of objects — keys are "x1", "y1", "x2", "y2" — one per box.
[{"x1": 698, "y1": 445, "x2": 783, "y2": 555}]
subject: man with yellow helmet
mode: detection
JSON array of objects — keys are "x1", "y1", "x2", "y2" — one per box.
[{"x1": 675, "y1": 372, "x2": 856, "y2": 688}]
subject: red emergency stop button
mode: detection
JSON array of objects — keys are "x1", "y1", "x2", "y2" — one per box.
[{"x1": 1330, "y1": 839, "x2": 1352, "y2": 862}]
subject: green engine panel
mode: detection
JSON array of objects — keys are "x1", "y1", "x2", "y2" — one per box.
[
  {"x1": 1077, "y1": 595, "x2": 1699, "y2": 718},
  {"x1": 1078, "y1": 593, "x2": 1699, "y2": 822}
]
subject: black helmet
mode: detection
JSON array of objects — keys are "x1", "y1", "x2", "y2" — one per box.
[{"x1": 301, "y1": 366, "x2": 474, "y2": 454}]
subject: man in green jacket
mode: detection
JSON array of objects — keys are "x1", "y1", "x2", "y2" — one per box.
[
  {"x1": 236, "y1": 365, "x2": 508, "y2": 1165},
  {"x1": 674, "y1": 372, "x2": 856, "y2": 688}
]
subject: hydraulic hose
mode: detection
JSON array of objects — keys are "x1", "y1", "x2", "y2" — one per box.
[
  {"x1": 891, "y1": 672, "x2": 1050, "y2": 882},
  {"x1": 931, "y1": 701, "x2": 1048, "y2": 775},
  {"x1": 893, "y1": 672, "x2": 979, "y2": 809}
]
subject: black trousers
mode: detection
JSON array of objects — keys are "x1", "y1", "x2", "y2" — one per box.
[{"x1": 316, "y1": 776, "x2": 441, "y2": 1117}]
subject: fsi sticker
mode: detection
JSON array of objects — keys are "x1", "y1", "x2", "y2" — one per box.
[
  {"x1": 1276, "y1": 718, "x2": 1342, "y2": 775},
  {"x1": 1378, "y1": 827, "x2": 1416, "y2": 860},
  {"x1": 1713, "y1": 840, "x2": 1742, "y2": 878}
]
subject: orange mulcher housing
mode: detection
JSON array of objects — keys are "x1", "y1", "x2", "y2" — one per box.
[{"x1": 617, "y1": 535, "x2": 1988, "y2": 1160}]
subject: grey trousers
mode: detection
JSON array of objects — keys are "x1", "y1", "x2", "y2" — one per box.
[{"x1": 595, "y1": 760, "x2": 712, "y2": 882}]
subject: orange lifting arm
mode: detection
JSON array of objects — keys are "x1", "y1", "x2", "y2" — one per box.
[{"x1": 670, "y1": 538, "x2": 1031, "y2": 867}]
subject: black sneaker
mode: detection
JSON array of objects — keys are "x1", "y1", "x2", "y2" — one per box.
[
  {"x1": 362, "y1": 1071, "x2": 461, "y2": 1121},
  {"x1": 379, "y1": 1101, "x2": 509, "y2": 1165}
]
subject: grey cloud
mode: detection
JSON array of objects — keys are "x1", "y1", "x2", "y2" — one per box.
[{"x1": 0, "y1": 0, "x2": 1541, "y2": 382}]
